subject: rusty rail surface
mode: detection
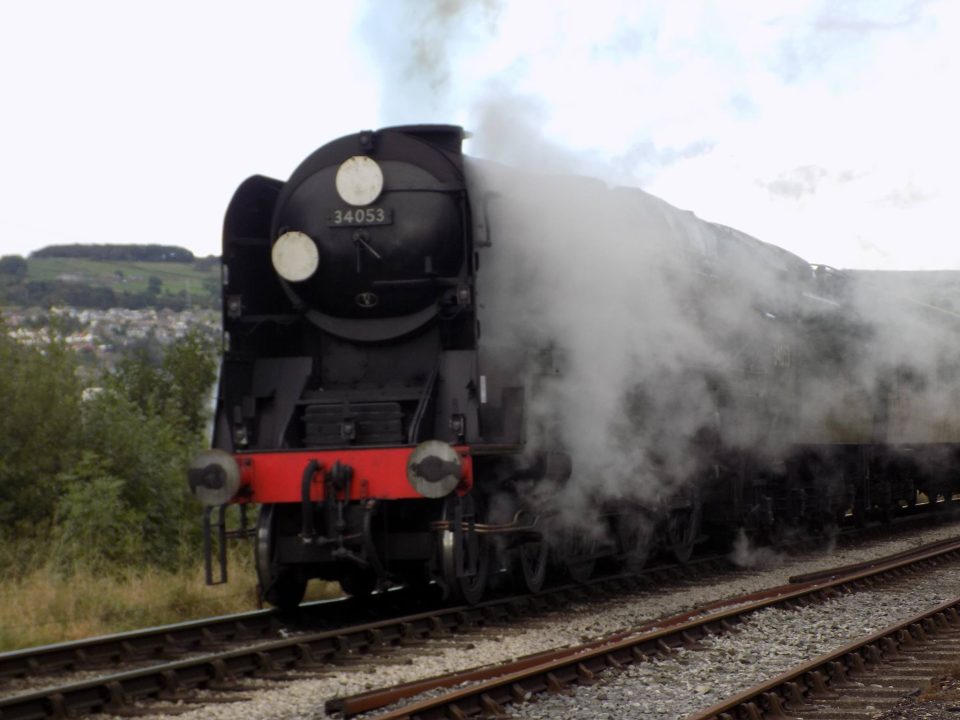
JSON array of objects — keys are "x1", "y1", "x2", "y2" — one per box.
[
  {"x1": 0, "y1": 554, "x2": 731, "y2": 720},
  {"x1": 788, "y1": 533, "x2": 960, "y2": 584},
  {"x1": 0, "y1": 589, "x2": 428, "y2": 685},
  {"x1": 686, "y1": 597, "x2": 960, "y2": 720},
  {"x1": 1, "y1": 513, "x2": 957, "y2": 718},
  {"x1": 331, "y1": 535, "x2": 960, "y2": 719},
  {"x1": 0, "y1": 550, "x2": 731, "y2": 692}
]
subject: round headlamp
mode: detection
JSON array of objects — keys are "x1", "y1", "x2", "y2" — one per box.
[
  {"x1": 272, "y1": 231, "x2": 319, "y2": 282},
  {"x1": 336, "y1": 156, "x2": 384, "y2": 206},
  {"x1": 187, "y1": 449, "x2": 241, "y2": 506},
  {"x1": 406, "y1": 440, "x2": 462, "y2": 498}
]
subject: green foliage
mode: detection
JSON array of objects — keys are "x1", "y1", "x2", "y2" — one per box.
[
  {"x1": 66, "y1": 391, "x2": 192, "y2": 570},
  {"x1": 53, "y1": 453, "x2": 144, "y2": 573},
  {"x1": 0, "y1": 251, "x2": 221, "y2": 310},
  {"x1": 0, "y1": 324, "x2": 82, "y2": 534},
  {"x1": 162, "y1": 330, "x2": 219, "y2": 437},
  {"x1": 111, "y1": 329, "x2": 217, "y2": 437},
  {"x1": 0, "y1": 320, "x2": 219, "y2": 576},
  {"x1": 31, "y1": 244, "x2": 195, "y2": 262},
  {"x1": 112, "y1": 346, "x2": 165, "y2": 411},
  {"x1": 0, "y1": 255, "x2": 28, "y2": 277}
]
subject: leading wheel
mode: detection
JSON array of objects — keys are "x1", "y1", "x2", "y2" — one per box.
[
  {"x1": 440, "y1": 495, "x2": 489, "y2": 605},
  {"x1": 256, "y1": 504, "x2": 307, "y2": 613}
]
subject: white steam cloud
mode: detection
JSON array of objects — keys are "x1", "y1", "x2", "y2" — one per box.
[
  {"x1": 468, "y1": 144, "x2": 960, "y2": 529},
  {"x1": 361, "y1": 0, "x2": 960, "y2": 534},
  {"x1": 467, "y1": 142, "x2": 805, "y2": 516}
]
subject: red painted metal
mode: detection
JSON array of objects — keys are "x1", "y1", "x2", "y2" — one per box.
[{"x1": 232, "y1": 446, "x2": 474, "y2": 504}]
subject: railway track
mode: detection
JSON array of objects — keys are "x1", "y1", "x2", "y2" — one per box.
[
  {"x1": 1, "y1": 512, "x2": 956, "y2": 719},
  {"x1": 332, "y1": 533, "x2": 960, "y2": 720},
  {"x1": 0, "y1": 557, "x2": 726, "y2": 719},
  {"x1": 688, "y1": 597, "x2": 960, "y2": 719},
  {"x1": 0, "y1": 589, "x2": 445, "y2": 689}
]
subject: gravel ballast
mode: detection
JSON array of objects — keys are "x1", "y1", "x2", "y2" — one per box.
[
  {"x1": 92, "y1": 520, "x2": 960, "y2": 719},
  {"x1": 513, "y1": 566, "x2": 960, "y2": 719}
]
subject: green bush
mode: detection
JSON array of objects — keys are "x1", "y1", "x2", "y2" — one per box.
[
  {"x1": 0, "y1": 320, "x2": 218, "y2": 576},
  {"x1": 53, "y1": 453, "x2": 144, "y2": 574},
  {"x1": 0, "y1": 325, "x2": 82, "y2": 535}
]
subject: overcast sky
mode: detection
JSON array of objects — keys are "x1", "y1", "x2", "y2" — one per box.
[{"x1": 0, "y1": 0, "x2": 956, "y2": 270}]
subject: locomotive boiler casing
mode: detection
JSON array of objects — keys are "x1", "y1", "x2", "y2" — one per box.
[{"x1": 216, "y1": 125, "x2": 486, "y2": 458}]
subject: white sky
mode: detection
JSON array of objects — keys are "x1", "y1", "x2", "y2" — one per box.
[{"x1": 0, "y1": 0, "x2": 956, "y2": 270}]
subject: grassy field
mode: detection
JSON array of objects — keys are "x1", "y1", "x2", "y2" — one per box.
[
  {"x1": 28, "y1": 257, "x2": 219, "y2": 297},
  {"x1": 0, "y1": 556, "x2": 341, "y2": 651}
]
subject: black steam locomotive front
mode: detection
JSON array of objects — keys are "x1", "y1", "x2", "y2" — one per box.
[
  {"x1": 192, "y1": 126, "x2": 502, "y2": 608},
  {"x1": 271, "y1": 128, "x2": 467, "y2": 328}
]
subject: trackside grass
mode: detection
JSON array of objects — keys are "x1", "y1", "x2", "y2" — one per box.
[{"x1": 0, "y1": 557, "x2": 341, "y2": 652}]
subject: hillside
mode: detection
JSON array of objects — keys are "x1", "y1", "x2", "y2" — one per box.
[
  {"x1": 0, "y1": 252, "x2": 220, "y2": 310},
  {"x1": 29, "y1": 257, "x2": 219, "y2": 297}
]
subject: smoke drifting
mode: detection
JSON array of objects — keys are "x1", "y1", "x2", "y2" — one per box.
[
  {"x1": 730, "y1": 529, "x2": 784, "y2": 570},
  {"x1": 469, "y1": 148, "x2": 960, "y2": 538},
  {"x1": 358, "y1": 0, "x2": 502, "y2": 121},
  {"x1": 361, "y1": 0, "x2": 960, "y2": 535},
  {"x1": 467, "y1": 146, "x2": 802, "y2": 513}
]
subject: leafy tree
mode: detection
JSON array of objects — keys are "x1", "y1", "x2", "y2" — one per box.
[
  {"x1": 111, "y1": 328, "x2": 217, "y2": 439},
  {"x1": 112, "y1": 345, "x2": 166, "y2": 414},
  {"x1": 0, "y1": 318, "x2": 219, "y2": 574},
  {"x1": 0, "y1": 255, "x2": 27, "y2": 278},
  {"x1": 0, "y1": 323, "x2": 82, "y2": 535},
  {"x1": 52, "y1": 453, "x2": 144, "y2": 573},
  {"x1": 68, "y1": 388, "x2": 191, "y2": 569},
  {"x1": 161, "y1": 329, "x2": 218, "y2": 437},
  {"x1": 31, "y1": 244, "x2": 195, "y2": 262}
]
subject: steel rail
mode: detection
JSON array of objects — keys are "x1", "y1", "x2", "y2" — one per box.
[
  {"x1": 2, "y1": 501, "x2": 950, "y2": 687},
  {"x1": 787, "y1": 533, "x2": 960, "y2": 585},
  {"x1": 0, "y1": 552, "x2": 731, "y2": 689},
  {"x1": 685, "y1": 596, "x2": 960, "y2": 720},
  {"x1": 0, "y1": 590, "x2": 424, "y2": 684},
  {"x1": 342, "y1": 536, "x2": 960, "y2": 719},
  {"x1": 0, "y1": 602, "x2": 513, "y2": 720},
  {"x1": 0, "y1": 606, "x2": 286, "y2": 682},
  {"x1": 2, "y1": 514, "x2": 957, "y2": 717},
  {"x1": 0, "y1": 561, "x2": 724, "y2": 719}
]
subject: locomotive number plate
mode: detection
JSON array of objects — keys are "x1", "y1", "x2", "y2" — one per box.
[{"x1": 328, "y1": 207, "x2": 393, "y2": 227}]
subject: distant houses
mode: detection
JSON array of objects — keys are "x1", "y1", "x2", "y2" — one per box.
[{"x1": 2, "y1": 305, "x2": 220, "y2": 368}]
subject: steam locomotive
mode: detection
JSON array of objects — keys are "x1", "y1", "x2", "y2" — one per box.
[{"x1": 188, "y1": 125, "x2": 960, "y2": 610}]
